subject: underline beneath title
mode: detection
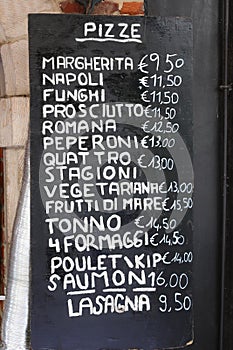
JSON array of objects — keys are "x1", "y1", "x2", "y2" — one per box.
[{"x1": 75, "y1": 38, "x2": 142, "y2": 43}]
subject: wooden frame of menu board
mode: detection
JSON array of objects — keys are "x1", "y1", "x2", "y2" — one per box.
[{"x1": 29, "y1": 14, "x2": 193, "y2": 350}]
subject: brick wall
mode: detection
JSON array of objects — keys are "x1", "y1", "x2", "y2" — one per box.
[{"x1": 60, "y1": 0, "x2": 144, "y2": 15}]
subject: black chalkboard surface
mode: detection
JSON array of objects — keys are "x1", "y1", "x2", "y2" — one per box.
[{"x1": 29, "y1": 15, "x2": 193, "y2": 350}]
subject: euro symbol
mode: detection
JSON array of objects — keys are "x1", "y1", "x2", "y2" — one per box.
[
  {"x1": 141, "y1": 91, "x2": 150, "y2": 103},
  {"x1": 141, "y1": 136, "x2": 149, "y2": 148},
  {"x1": 139, "y1": 76, "x2": 149, "y2": 87},
  {"x1": 134, "y1": 216, "x2": 144, "y2": 228},
  {"x1": 162, "y1": 197, "x2": 170, "y2": 212},
  {"x1": 138, "y1": 54, "x2": 149, "y2": 73}
]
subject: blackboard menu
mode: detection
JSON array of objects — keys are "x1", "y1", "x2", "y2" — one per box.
[{"x1": 29, "y1": 14, "x2": 193, "y2": 350}]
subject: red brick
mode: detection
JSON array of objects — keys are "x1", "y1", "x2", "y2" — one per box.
[
  {"x1": 93, "y1": 1, "x2": 119, "y2": 15},
  {"x1": 60, "y1": 1, "x2": 85, "y2": 13},
  {"x1": 120, "y1": 1, "x2": 144, "y2": 15}
]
